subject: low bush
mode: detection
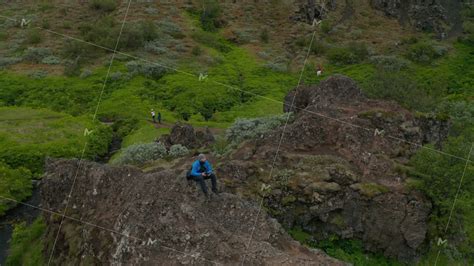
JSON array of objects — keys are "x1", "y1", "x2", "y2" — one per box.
[
  {"x1": 406, "y1": 42, "x2": 443, "y2": 64},
  {"x1": 169, "y1": 144, "x2": 189, "y2": 158},
  {"x1": 126, "y1": 60, "x2": 168, "y2": 80},
  {"x1": 63, "y1": 58, "x2": 81, "y2": 77},
  {"x1": 0, "y1": 162, "x2": 32, "y2": 216},
  {"x1": 364, "y1": 70, "x2": 440, "y2": 112},
  {"x1": 61, "y1": 40, "x2": 98, "y2": 62},
  {"x1": 144, "y1": 40, "x2": 169, "y2": 55},
  {"x1": 23, "y1": 47, "x2": 52, "y2": 63},
  {"x1": 26, "y1": 28, "x2": 41, "y2": 44},
  {"x1": 327, "y1": 42, "x2": 368, "y2": 65},
  {"x1": 226, "y1": 113, "x2": 292, "y2": 144},
  {"x1": 158, "y1": 20, "x2": 184, "y2": 39},
  {"x1": 260, "y1": 28, "x2": 269, "y2": 43},
  {"x1": 191, "y1": 46, "x2": 202, "y2": 56},
  {"x1": 199, "y1": 0, "x2": 222, "y2": 32},
  {"x1": 115, "y1": 142, "x2": 167, "y2": 165},
  {"x1": 191, "y1": 31, "x2": 232, "y2": 53},
  {"x1": 369, "y1": 55, "x2": 409, "y2": 71},
  {"x1": 89, "y1": 0, "x2": 117, "y2": 12},
  {"x1": 6, "y1": 218, "x2": 45, "y2": 265},
  {"x1": 0, "y1": 57, "x2": 21, "y2": 68},
  {"x1": 320, "y1": 20, "x2": 332, "y2": 34},
  {"x1": 41, "y1": 56, "x2": 61, "y2": 65}
]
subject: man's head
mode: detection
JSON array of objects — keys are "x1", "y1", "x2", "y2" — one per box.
[{"x1": 198, "y1": 153, "x2": 207, "y2": 162}]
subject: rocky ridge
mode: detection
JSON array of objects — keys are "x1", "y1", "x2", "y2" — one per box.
[{"x1": 41, "y1": 158, "x2": 343, "y2": 265}]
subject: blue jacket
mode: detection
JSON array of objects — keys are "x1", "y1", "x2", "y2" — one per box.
[{"x1": 191, "y1": 160, "x2": 213, "y2": 176}]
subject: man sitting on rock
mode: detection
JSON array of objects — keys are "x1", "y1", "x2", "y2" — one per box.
[{"x1": 190, "y1": 153, "x2": 218, "y2": 198}]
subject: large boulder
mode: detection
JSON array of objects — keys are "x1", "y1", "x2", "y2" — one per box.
[
  {"x1": 159, "y1": 123, "x2": 215, "y2": 149},
  {"x1": 222, "y1": 75, "x2": 448, "y2": 262},
  {"x1": 41, "y1": 158, "x2": 344, "y2": 265}
]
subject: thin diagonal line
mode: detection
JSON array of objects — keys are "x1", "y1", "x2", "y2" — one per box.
[
  {"x1": 0, "y1": 195, "x2": 220, "y2": 265},
  {"x1": 434, "y1": 143, "x2": 474, "y2": 266},
  {"x1": 240, "y1": 29, "x2": 317, "y2": 265},
  {"x1": 0, "y1": 13, "x2": 470, "y2": 165},
  {"x1": 47, "y1": 1, "x2": 133, "y2": 264}
]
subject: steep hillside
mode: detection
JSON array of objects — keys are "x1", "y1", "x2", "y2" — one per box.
[{"x1": 1, "y1": 0, "x2": 474, "y2": 265}]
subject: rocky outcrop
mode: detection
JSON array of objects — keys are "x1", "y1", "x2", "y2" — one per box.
[
  {"x1": 41, "y1": 158, "x2": 344, "y2": 265},
  {"x1": 370, "y1": 0, "x2": 463, "y2": 37},
  {"x1": 292, "y1": 0, "x2": 338, "y2": 24},
  {"x1": 159, "y1": 123, "x2": 215, "y2": 149},
  {"x1": 280, "y1": 75, "x2": 449, "y2": 180},
  {"x1": 219, "y1": 75, "x2": 448, "y2": 262}
]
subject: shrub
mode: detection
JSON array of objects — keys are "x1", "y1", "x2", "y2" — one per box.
[
  {"x1": 23, "y1": 47, "x2": 52, "y2": 63},
  {"x1": 191, "y1": 31, "x2": 231, "y2": 53},
  {"x1": 260, "y1": 28, "x2": 269, "y2": 43},
  {"x1": 200, "y1": 0, "x2": 222, "y2": 32},
  {"x1": 80, "y1": 69, "x2": 93, "y2": 79},
  {"x1": 89, "y1": 0, "x2": 117, "y2": 12},
  {"x1": 28, "y1": 70, "x2": 48, "y2": 79},
  {"x1": 61, "y1": 40, "x2": 97, "y2": 62},
  {"x1": 158, "y1": 20, "x2": 184, "y2": 39},
  {"x1": 364, "y1": 70, "x2": 440, "y2": 112},
  {"x1": 41, "y1": 56, "x2": 61, "y2": 65},
  {"x1": 115, "y1": 142, "x2": 167, "y2": 165},
  {"x1": 369, "y1": 55, "x2": 409, "y2": 71},
  {"x1": 6, "y1": 218, "x2": 45, "y2": 265},
  {"x1": 226, "y1": 113, "x2": 293, "y2": 144},
  {"x1": 264, "y1": 62, "x2": 288, "y2": 72},
  {"x1": 0, "y1": 57, "x2": 21, "y2": 68},
  {"x1": 144, "y1": 40, "x2": 169, "y2": 55},
  {"x1": 232, "y1": 29, "x2": 253, "y2": 44},
  {"x1": 320, "y1": 20, "x2": 332, "y2": 34},
  {"x1": 26, "y1": 29, "x2": 41, "y2": 44},
  {"x1": 327, "y1": 42, "x2": 368, "y2": 65},
  {"x1": 169, "y1": 144, "x2": 189, "y2": 158},
  {"x1": 310, "y1": 41, "x2": 328, "y2": 56},
  {"x1": 126, "y1": 60, "x2": 168, "y2": 79},
  {"x1": 406, "y1": 42, "x2": 441, "y2": 64},
  {"x1": 41, "y1": 19, "x2": 50, "y2": 29},
  {"x1": 192, "y1": 46, "x2": 202, "y2": 56},
  {"x1": 63, "y1": 58, "x2": 81, "y2": 77},
  {"x1": 0, "y1": 162, "x2": 32, "y2": 216}
]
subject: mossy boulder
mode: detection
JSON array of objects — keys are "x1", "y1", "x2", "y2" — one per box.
[{"x1": 350, "y1": 182, "x2": 389, "y2": 198}]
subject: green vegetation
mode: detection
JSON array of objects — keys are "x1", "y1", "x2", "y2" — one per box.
[
  {"x1": 6, "y1": 218, "x2": 45, "y2": 266},
  {"x1": 289, "y1": 228, "x2": 401, "y2": 265},
  {"x1": 1, "y1": 2, "x2": 474, "y2": 264},
  {"x1": 88, "y1": 0, "x2": 117, "y2": 12},
  {"x1": 0, "y1": 107, "x2": 111, "y2": 175},
  {"x1": 0, "y1": 162, "x2": 32, "y2": 216}
]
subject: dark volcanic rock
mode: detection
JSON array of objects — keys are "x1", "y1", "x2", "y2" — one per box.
[
  {"x1": 370, "y1": 0, "x2": 463, "y2": 37},
  {"x1": 159, "y1": 123, "x2": 215, "y2": 149},
  {"x1": 222, "y1": 75, "x2": 448, "y2": 262},
  {"x1": 41, "y1": 158, "x2": 344, "y2": 265}
]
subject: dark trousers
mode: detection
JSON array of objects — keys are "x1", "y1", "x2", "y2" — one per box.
[{"x1": 192, "y1": 174, "x2": 217, "y2": 194}]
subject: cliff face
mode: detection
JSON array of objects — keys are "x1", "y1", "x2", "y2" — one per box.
[
  {"x1": 41, "y1": 158, "x2": 344, "y2": 265},
  {"x1": 370, "y1": 0, "x2": 463, "y2": 36},
  {"x1": 219, "y1": 75, "x2": 449, "y2": 262}
]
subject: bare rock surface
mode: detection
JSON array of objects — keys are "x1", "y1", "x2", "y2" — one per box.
[
  {"x1": 41, "y1": 158, "x2": 344, "y2": 265},
  {"x1": 219, "y1": 75, "x2": 445, "y2": 262}
]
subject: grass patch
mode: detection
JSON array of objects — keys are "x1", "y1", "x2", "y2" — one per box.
[{"x1": 0, "y1": 107, "x2": 111, "y2": 174}]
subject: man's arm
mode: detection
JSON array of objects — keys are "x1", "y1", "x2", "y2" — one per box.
[
  {"x1": 190, "y1": 161, "x2": 201, "y2": 176},
  {"x1": 206, "y1": 161, "x2": 213, "y2": 174}
]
